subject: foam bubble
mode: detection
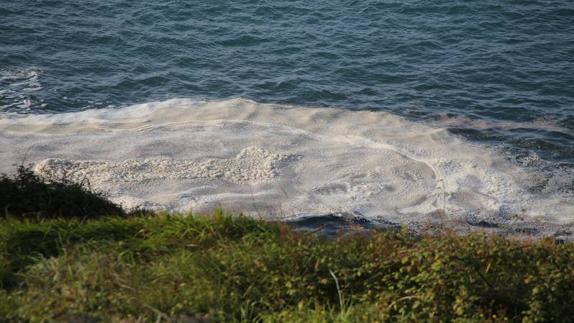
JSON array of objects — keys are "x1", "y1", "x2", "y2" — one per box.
[{"x1": 1, "y1": 98, "x2": 572, "y2": 237}]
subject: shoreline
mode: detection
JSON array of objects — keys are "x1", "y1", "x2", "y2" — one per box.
[{"x1": 2, "y1": 99, "x2": 572, "y2": 239}]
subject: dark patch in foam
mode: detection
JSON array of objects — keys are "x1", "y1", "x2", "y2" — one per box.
[
  {"x1": 467, "y1": 220, "x2": 499, "y2": 228},
  {"x1": 511, "y1": 227, "x2": 540, "y2": 236},
  {"x1": 311, "y1": 183, "x2": 348, "y2": 195},
  {"x1": 287, "y1": 213, "x2": 400, "y2": 237}
]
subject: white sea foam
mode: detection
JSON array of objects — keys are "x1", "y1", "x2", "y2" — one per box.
[
  {"x1": 35, "y1": 147, "x2": 296, "y2": 186},
  {"x1": 1, "y1": 98, "x2": 572, "y2": 237}
]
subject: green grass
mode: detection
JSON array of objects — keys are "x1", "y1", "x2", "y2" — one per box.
[{"x1": 1, "y1": 212, "x2": 573, "y2": 322}]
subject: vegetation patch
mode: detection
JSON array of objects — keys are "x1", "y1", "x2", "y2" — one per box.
[
  {"x1": 0, "y1": 166, "x2": 572, "y2": 321},
  {"x1": 0, "y1": 213, "x2": 573, "y2": 322},
  {"x1": 0, "y1": 165, "x2": 124, "y2": 219}
]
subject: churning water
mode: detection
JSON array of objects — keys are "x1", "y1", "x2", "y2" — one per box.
[{"x1": 1, "y1": 1, "x2": 573, "y2": 236}]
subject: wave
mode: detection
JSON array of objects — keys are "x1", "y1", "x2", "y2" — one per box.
[
  {"x1": 0, "y1": 68, "x2": 44, "y2": 112},
  {"x1": 0, "y1": 98, "x2": 572, "y2": 237}
]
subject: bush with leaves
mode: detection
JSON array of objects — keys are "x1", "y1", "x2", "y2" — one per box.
[{"x1": 0, "y1": 165, "x2": 124, "y2": 219}]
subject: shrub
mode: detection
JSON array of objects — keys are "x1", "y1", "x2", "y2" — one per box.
[{"x1": 0, "y1": 165, "x2": 124, "y2": 219}]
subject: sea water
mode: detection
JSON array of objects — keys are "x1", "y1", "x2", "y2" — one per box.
[{"x1": 1, "y1": 1, "x2": 573, "y2": 237}]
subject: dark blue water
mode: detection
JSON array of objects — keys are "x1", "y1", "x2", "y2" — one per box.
[{"x1": 1, "y1": 0, "x2": 573, "y2": 165}]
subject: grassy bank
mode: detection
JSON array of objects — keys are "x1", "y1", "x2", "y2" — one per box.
[
  {"x1": 1, "y1": 212, "x2": 573, "y2": 322},
  {"x1": 1, "y1": 166, "x2": 573, "y2": 322}
]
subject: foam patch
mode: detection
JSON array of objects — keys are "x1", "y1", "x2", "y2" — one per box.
[{"x1": 1, "y1": 98, "x2": 573, "y2": 237}]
